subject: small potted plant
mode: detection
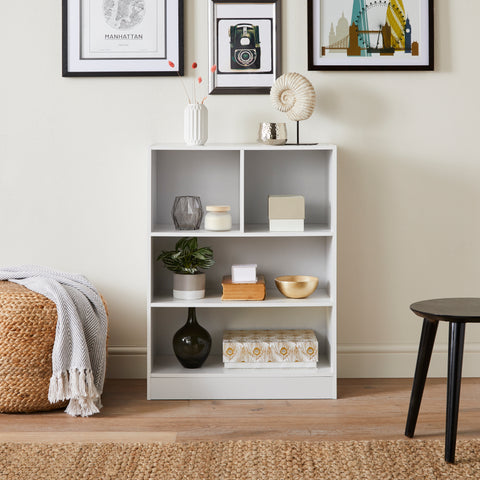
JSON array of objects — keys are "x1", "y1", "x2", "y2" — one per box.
[{"x1": 157, "y1": 237, "x2": 214, "y2": 300}]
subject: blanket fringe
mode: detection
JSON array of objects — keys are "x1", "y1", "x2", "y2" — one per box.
[
  {"x1": 65, "y1": 397, "x2": 100, "y2": 417},
  {"x1": 48, "y1": 372, "x2": 69, "y2": 401},
  {"x1": 48, "y1": 369, "x2": 100, "y2": 417}
]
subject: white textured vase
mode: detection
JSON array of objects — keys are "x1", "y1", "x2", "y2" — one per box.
[{"x1": 184, "y1": 104, "x2": 208, "y2": 146}]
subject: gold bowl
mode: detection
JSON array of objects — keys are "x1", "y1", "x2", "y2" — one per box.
[{"x1": 274, "y1": 275, "x2": 319, "y2": 299}]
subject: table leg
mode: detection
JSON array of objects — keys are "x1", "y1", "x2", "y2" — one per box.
[
  {"x1": 445, "y1": 321, "x2": 466, "y2": 464},
  {"x1": 405, "y1": 318, "x2": 438, "y2": 438}
]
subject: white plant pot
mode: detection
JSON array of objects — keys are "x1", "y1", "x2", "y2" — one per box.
[
  {"x1": 184, "y1": 104, "x2": 208, "y2": 146},
  {"x1": 173, "y1": 273, "x2": 206, "y2": 300}
]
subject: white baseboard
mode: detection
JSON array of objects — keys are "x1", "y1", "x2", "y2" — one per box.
[
  {"x1": 106, "y1": 346, "x2": 146, "y2": 379},
  {"x1": 105, "y1": 344, "x2": 480, "y2": 379},
  {"x1": 338, "y1": 344, "x2": 480, "y2": 378}
]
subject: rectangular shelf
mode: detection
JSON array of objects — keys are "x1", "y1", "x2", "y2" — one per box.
[
  {"x1": 151, "y1": 224, "x2": 332, "y2": 237},
  {"x1": 151, "y1": 224, "x2": 242, "y2": 237},
  {"x1": 150, "y1": 288, "x2": 333, "y2": 308},
  {"x1": 151, "y1": 355, "x2": 333, "y2": 377},
  {"x1": 243, "y1": 224, "x2": 333, "y2": 236},
  {"x1": 150, "y1": 143, "x2": 337, "y2": 151},
  {"x1": 148, "y1": 355, "x2": 336, "y2": 399}
]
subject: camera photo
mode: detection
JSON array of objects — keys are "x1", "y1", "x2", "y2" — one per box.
[{"x1": 229, "y1": 23, "x2": 261, "y2": 70}]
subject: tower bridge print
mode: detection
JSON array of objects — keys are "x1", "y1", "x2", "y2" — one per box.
[{"x1": 322, "y1": 0, "x2": 419, "y2": 58}]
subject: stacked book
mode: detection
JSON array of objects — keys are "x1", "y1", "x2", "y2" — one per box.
[
  {"x1": 221, "y1": 264, "x2": 266, "y2": 301},
  {"x1": 268, "y1": 195, "x2": 305, "y2": 232},
  {"x1": 221, "y1": 275, "x2": 266, "y2": 301},
  {"x1": 223, "y1": 329, "x2": 318, "y2": 368}
]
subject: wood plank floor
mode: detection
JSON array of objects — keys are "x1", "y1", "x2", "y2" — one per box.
[{"x1": 1, "y1": 378, "x2": 480, "y2": 443}]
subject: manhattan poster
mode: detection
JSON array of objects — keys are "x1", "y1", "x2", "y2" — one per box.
[
  {"x1": 62, "y1": 0, "x2": 183, "y2": 76},
  {"x1": 81, "y1": 0, "x2": 166, "y2": 59},
  {"x1": 308, "y1": 0, "x2": 433, "y2": 70}
]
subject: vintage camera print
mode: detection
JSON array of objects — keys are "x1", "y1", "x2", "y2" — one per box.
[{"x1": 217, "y1": 18, "x2": 273, "y2": 74}]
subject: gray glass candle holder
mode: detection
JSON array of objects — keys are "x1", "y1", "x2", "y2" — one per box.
[{"x1": 172, "y1": 196, "x2": 203, "y2": 230}]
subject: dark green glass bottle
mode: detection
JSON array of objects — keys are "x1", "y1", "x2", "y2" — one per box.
[{"x1": 172, "y1": 307, "x2": 211, "y2": 368}]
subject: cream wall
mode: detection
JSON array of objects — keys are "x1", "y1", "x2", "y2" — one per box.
[{"x1": 1, "y1": 1, "x2": 479, "y2": 378}]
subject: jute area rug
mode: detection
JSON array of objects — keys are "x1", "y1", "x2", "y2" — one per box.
[{"x1": 1, "y1": 439, "x2": 480, "y2": 480}]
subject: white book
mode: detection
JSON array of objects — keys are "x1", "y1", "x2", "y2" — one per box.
[
  {"x1": 269, "y1": 219, "x2": 304, "y2": 232},
  {"x1": 231, "y1": 264, "x2": 257, "y2": 283}
]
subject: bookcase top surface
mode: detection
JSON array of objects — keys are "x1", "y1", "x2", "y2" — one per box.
[{"x1": 150, "y1": 143, "x2": 337, "y2": 151}]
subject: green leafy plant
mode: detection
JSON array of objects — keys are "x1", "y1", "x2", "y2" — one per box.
[{"x1": 156, "y1": 237, "x2": 215, "y2": 274}]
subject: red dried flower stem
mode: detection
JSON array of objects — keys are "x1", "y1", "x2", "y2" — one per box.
[
  {"x1": 190, "y1": 61, "x2": 199, "y2": 103},
  {"x1": 168, "y1": 61, "x2": 217, "y2": 104},
  {"x1": 178, "y1": 73, "x2": 192, "y2": 104},
  {"x1": 193, "y1": 75, "x2": 196, "y2": 104},
  {"x1": 169, "y1": 60, "x2": 192, "y2": 103}
]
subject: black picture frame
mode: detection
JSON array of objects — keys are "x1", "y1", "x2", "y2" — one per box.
[
  {"x1": 208, "y1": 0, "x2": 282, "y2": 94},
  {"x1": 308, "y1": 0, "x2": 434, "y2": 71},
  {"x1": 62, "y1": 0, "x2": 184, "y2": 77}
]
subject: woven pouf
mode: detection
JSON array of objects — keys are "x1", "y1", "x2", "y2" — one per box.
[{"x1": 0, "y1": 281, "x2": 69, "y2": 413}]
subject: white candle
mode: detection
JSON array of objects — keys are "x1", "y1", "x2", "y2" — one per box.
[{"x1": 204, "y1": 205, "x2": 232, "y2": 231}]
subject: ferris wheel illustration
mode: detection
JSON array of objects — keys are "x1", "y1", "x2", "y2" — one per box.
[
  {"x1": 353, "y1": 0, "x2": 407, "y2": 52},
  {"x1": 322, "y1": 0, "x2": 416, "y2": 57}
]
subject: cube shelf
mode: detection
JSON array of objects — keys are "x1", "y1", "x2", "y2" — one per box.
[{"x1": 148, "y1": 144, "x2": 337, "y2": 399}]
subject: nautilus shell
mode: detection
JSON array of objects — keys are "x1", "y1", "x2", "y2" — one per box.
[{"x1": 270, "y1": 73, "x2": 316, "y2": 122}]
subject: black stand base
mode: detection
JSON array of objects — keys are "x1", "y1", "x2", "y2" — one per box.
[{"x1": 285, "y1": 121, "x2": 318, "y2": 146}]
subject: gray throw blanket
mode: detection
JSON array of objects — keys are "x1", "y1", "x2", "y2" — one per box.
[{"x1": 0, "y1": 266, "x2": 108, "y2": 417}]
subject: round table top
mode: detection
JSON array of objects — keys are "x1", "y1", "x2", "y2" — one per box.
[{"x1": 410, "y1": 298, "x2": 480, "y2": 322}]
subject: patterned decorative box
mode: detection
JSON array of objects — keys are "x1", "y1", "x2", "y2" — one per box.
[{"x1": 223, "y1": 329, "x2": 318, "y2": 368}]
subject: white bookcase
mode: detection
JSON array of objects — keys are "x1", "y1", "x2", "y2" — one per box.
[{"x1": 148, "y1": 144, "x2": 337, "y2": 399}]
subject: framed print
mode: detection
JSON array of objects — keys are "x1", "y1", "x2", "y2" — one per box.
[
  {"x1": 209, "y1": 0, "x2": 281, "y2": 94},
  {"x1": 308, "y1": 0, "x2": 434, "y2": 70},
  {"x1": 63, "y1": 0, "x2": 184, "y2": 76}
]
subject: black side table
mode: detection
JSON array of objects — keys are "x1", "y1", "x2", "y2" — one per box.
[{"x1": 405, "y1": 298, "x2": 480, "y2": 463}]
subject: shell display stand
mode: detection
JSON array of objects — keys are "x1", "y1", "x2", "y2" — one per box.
[
  {"x1": 148, "y1": 143, "x2": 337, "y2": 400},
  {"x1": 270, "y1": 73, "x2": 317, "y2": 145},
  {"x1": 291, "y1": 120, "x2": 319, "y2": 146}
]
